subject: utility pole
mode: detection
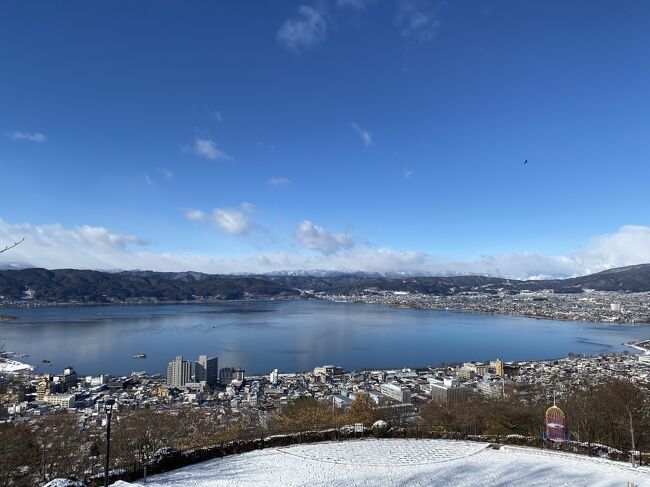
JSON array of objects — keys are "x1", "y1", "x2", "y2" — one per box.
[
  {"x1": 104, "y1": 399, "x2": 115, "y2": 487},
  {"x1": 627, "y1": 405, "x2": 636, "y2": 468}
]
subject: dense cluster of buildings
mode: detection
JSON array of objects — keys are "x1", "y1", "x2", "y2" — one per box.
[
  {"x1": 320, "y1": 289, "x2": 650, "y2": 324},
  {"x1": 166, "y1": 355, "x2": 219, "y2": 389},
  {"x1": 2, "y1": 346, "x2": 650, "y2": 428}
]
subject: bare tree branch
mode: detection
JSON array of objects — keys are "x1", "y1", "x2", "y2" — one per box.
[{"x1": 0, "y1": 237, "x2": 25, "y2": 254}]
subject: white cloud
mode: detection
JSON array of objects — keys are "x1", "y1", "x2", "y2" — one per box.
[
  {"x1": 267, "y1": 177, "x2": 290, "y2": 187},
  {"x1": 212, "y1": 204, "x2": 255, "y2": 236},
  {"x1": 432, "y1": 226, "x2": 650, "y2": 279},
  {"x1": 214, "y1": 111, "x2": 225, "y2": 123},
  {"x1": 323, "y1": 248, "x2": 428, "y2": 270},
  {"x1": 450, "y1": 253, "x2": 585, "y2": 281},
  {"x1": 0, "y1": 222, "x2": 415, "y2": 273},
  {"x1": 397, "y1": 0, "x2": 441, "y2": 43},
  {"x1": 7, "y1": 131, "x2": 46, "y2": 142},
  {"x1": 185, "y1": 209, "x2": 206, "y2": 222},
  {"x1": 0, "y1": 218, "x2": 148, "y2": 270},
  {"x1": 295, "y1": 220, "x2": 355, "y2": 255},
  {"x1": 192, "y1": 136, "x2": 230, "y2": 161},
  {"x1": 185, "y1": 204, "x2": 255, "y2": 235},
  {"x1": 403, "y1": 169, "x2": 414, "y2": 178},
  {"x1": 351, "y1": 122, "x2": 373, "y2": 146},
  {"x1": 143, "y1": 174, "x2": 155, "y2": 186},
  {"x1": 3, "y1": 218, "x2": 650, "y2": 279},
  {"x1": 277, "y1": 5, "x2": 327, "y2": 52},
  {"x1": 575, "y1": 225, "x2": 650, "y2": 273},
  {"x1": 70, "y1": 225, "x2": 147, "y2": 249}
]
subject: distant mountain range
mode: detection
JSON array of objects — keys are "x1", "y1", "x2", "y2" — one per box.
[
  {"x1": 261, "y1": 269, "x2": 467, "y2": 278},
  {"x1": 0, "y1": 261, "x2": 34, "y2": 271},
  {"x1": 0, "y1": 268, "x2": 299, "y2": 302},
  {"x1": 1, "y1": 264, "x2": 650, "y2": 303},
  {"x1": 263, "y1": 264, "x2": 650, "y2": 294}
]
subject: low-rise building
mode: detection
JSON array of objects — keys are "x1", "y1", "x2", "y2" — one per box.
[
  {"x1": 429, "y1": 377, "x2": 470, "y2": 404},
  {"x1": 43, "y1": 393, "x2": 75, "y2": 409},
  {"x1": 380, "y1": 383, "x2": 412, "y2": 404},
  {"x1": 332, "y1": 395, "x2": 352, "y2": 408}
]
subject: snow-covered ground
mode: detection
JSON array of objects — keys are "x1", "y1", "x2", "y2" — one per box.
[
  {"x1": 0, "y1": 358, "x2": 34, "y2": 373},
  {"x1": 116, "y1": 439, "x2": 650, "y2": 486}
]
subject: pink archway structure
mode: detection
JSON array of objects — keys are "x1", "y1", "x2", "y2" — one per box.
[{"x1": 545, "y1": 405, "x2": 566, "y2": 442}]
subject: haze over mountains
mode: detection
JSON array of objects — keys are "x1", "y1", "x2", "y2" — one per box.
[
  {"x1": 1, "y1": 264, "x2": 650, "y2": 303},
  {"x1": 3, "y1": 223, "x2": 650, "y2": 282}
]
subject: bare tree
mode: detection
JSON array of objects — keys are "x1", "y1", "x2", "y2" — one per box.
[
  {"x1": 274, "y1": 397, "x2": 342, "y2": 432},
  {"x1": 0, "y1": 237, "x2": 25, "y2": 254},
  {"x1": 0, "y1": 423, "x2": 37, "y2": 486},
  {"x1": 347, "y1": 393, "x2": 380, "y2": 426},
  {"x1": 612, "y1": 381, "x2": 648, "y2": 467}
]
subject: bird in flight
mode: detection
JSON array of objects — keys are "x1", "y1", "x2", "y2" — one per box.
[{"x1": 523, "y1": 159, "x2": 528, "y2": 165}]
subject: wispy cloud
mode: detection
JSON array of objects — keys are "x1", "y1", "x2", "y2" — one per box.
[
  {"x1": 397, "y1": 0, "x2": 442, "y2": 43},
  {"x1": 403, "y1": 169, "x2": 414, "y2": 178},
  {"x1": 144, "y1": 168, "x2": 174, "y2": 186},
  {"x1": 192, "y1": 136, "x2": 230, "y2": 161},
  {"x1": 337, "y1": 0, "x2": 375, "y2": 10},
  {"x1": 157, "y1": 168, "x2": 174, "y2": 181},
  {"x1": 295, "y1": 220, "x2": 355, "y2": 255},
  {"x1": 267, "y1": 177, "x2": 291, "y2": 188},
  {"x1": 277, "y1": 5, "x2": 327, "y2": 52},
  {"x1": 351, "y1": 122, "x2": 373, "y2": 146},
  {"x1": 213, "y1": 203, "x2": 255, "y2": 235},
  {"x1": 185, "y1": 204, "x2": 255, "y2": 235},
  {"x1": 7, "y1": 131, "x2": 46, "y2": 142},
  {"x1": 185, "y1": 209, "x2": 206, "y2": 222}
]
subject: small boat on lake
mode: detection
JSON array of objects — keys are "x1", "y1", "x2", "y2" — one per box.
[{"x1": 132, "y1": 353, "x2": 147, "y2": 359}]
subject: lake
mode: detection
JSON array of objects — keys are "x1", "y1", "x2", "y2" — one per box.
[{"x1": 1, "y1": 300, "x2": 648, "y2": 376}]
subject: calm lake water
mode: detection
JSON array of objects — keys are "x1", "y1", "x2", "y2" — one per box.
[{"x1": 1, "y1": 300, "x2": 648, "y2": 376}]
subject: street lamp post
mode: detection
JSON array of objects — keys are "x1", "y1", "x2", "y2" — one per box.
[{"x1": 103, "y1": 399, "x2": 115, "y2": 487}]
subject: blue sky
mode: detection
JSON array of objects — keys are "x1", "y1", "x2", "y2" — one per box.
[{"x1": 1, "y1": 0, "x2": 650, "y2": 277}]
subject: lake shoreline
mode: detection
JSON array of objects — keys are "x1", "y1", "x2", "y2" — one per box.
[
  {"x1": 3, "y1": 300, "x2": 649, "y2": 377},
  {"x1": 2, "y1": 296, "x2": 649, "y2": 326}
]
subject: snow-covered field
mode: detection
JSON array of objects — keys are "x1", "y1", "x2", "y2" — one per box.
[{"x1": 117, "y1": 439, "x2": 650, "y2": 486}]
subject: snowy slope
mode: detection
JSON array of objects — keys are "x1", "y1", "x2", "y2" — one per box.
[{"x1": 117, "y1": 439, "x2": 650, "y2": 486}]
